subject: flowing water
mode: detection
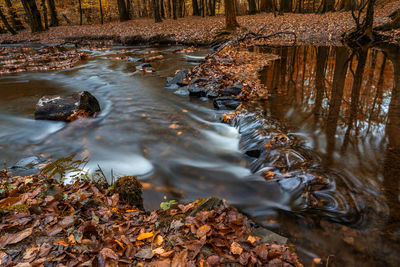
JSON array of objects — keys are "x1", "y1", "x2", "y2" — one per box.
[{"x1": 0, "y1": 44, "x2": 399, "y2": 266}]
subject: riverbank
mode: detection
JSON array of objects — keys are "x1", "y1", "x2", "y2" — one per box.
[
  {"x1": 1, "y1": 2, "x2": 400, "y2": 46},
  {"x1": 0, "y1": 169, "x2": 302, "y2": 266}
]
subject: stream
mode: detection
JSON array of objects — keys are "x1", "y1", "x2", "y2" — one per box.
[{"x1": 0, "y1": 44, "x2": 399, "y2": 266}]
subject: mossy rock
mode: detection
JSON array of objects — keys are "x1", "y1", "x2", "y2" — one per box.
[{"x1": 111, "y1": 176, "x2": 143, "y2": 210}]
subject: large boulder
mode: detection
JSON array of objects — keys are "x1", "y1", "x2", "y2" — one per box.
[{"x1": 34, "y1": 91, "x2": 100, "y2": 122}]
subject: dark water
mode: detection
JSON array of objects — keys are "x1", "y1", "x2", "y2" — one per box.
[{"x1": 0, "y1": 44, "x2": 399, "y2": 266}]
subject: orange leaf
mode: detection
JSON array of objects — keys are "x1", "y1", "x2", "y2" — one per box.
[
  {"x1": 137, "y1": 232, "x2": 154, "y2": 241},
  {"x1": 58, "y1": 240, "x2": 69, "y2": 247}
]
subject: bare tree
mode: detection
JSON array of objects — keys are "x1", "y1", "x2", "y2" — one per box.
[
  {"x1": 225, "y1": 0, "x2": 239, "y2": 30},
  {"x1": 5, "y1": 0, "x2": 25, "y2": 30},
  {"x1": 21, "y1": 0, "x2": 44, "y2": 33},
  {"x1": 0, "y1": 6, "x2": 16, "y2": 34}
]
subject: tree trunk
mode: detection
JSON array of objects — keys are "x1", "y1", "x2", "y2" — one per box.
[
  {"x1": 153, "y1": 0, "x2": 162, "y2": 22},
  {"x1": 21, "y1": 0, "x2": 44, "y2": 33},
  {"x1": 99, "y1": 0, "x2": 104, "y2": 24},
  {"x1": 224, "y1": 0, "x2": 239, "y2": 30},
  {"x1": 0, "y1": 7, "x2": 16, "y2": 34},
  {"x1": 260, "y1": 0, "x2": 273, "y2": 12},
  {"x1": 248, "y1": 0, "x2": 257, "y2": 14},
  {"x1": 78, "y1": 0, "x2": 83, "y2": 25},
  {"x1": 193, "y1": 0, "x2": 200, "y2": 15},
  {"x1": 172, "y1": 0, "x2": 177, "y2": 19},
  {"x1": 41, "y1": 0, "x2": 48, "y2": 30},
  {"x1": 117, "y1": 0, "x2": 130, "y2": 21},
  {"x1": 321, "y1": 0, "x2": 335, "y2": 13},
  {"x1": 46, "y1": 0, "x2": 58, "y2": 26},
  {"x1": 5, "y1": 0, "x2": 25, "y2": 30}
]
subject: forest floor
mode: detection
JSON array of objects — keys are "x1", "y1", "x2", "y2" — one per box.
[
  {"x1": 1, "y1": 2, "x2": 400, "y2": 46},
  {"x1": 0, "y1": 171, "x2": 303, "y2": 266}
]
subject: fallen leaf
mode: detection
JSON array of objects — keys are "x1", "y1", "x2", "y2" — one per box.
[
  {"x1": 135, "y1": 248, "x2": 154, "y2": 259},
  {"x1": 230, "y1": 241, "x2": 243, "y2": 255},
  {"x1": 0, "y1": 227, "x2": 33, "y2": 247},
  {"x1": 197, "y1": 224, "x2": 211, "y2": 238},
  {"x1": 100, "y1": 247, "x2": 119, "y2": 260},
  {"x1": 137, "y1": 232, "x2": 154, "y2": 241}
]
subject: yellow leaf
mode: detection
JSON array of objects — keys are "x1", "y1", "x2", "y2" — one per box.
[
  {"x1": 154, "y1": 235, "x2": 164, "y2": 246},
  {"x1": 230, "y1": 241, "x2": 243, "y2": 255},
  {"x1": 137, "y1": 232, "x2": 154, "y2": 241},
  {"x1": 246, "y1": 235, "x2": 258, "y2": 244}
]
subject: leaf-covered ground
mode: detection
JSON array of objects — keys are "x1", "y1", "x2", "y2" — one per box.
[
  {"x1": 1, "y1": 1, "x2": 400, "y2": 46},
  {"x1": 0, "y1": 170, "x2": 302, "y2": 266}
]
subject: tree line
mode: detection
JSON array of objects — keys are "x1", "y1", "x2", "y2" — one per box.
[{"x1": 0, "y1": 0, "x2": 395, "y2": 35}]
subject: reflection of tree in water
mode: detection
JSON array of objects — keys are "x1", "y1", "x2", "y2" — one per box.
[
  {"x1": 254, "y1": 44, "x2": 399, "y2": 266},
  {"x1": 383, "y1": 46, "x2": 400, "y2": 242}
]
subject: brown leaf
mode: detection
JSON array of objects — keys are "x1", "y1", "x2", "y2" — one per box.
[
  {"x1": 0, "y1": 227, "x2": 33, "y2": 247},
  {"x1": 255, "y1": 243, "x2": 269, "y2": 261},
  {"x1": 171, "y1": 250, "x2": 188, "y2": 267},
  {"x1": 135, "y1": 248, "x2": 154, "y2": 259},
  {"x1": 100, "y1": 247, "x2": 119, "y2": 261},
  {"x1": 196, "y1": 224, "x2": 211, "y2": 238}
]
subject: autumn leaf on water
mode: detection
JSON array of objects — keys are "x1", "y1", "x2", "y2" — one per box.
[
  {"x1": 137, "y1": 232, "x2": 154, "y2": 241},
  {"x1": 169, "y1": 123, "x2": 179, "y2": 129},
  {"x1": 0, "y1": 228, "x2": 33, "y2": 247}
]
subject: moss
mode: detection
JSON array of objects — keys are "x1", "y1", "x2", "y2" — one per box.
[
  {"x1": 111, "y1": 176, "x2": 143, "y2": 210},
  {"x1": 6, "y1": 204, "x2": 30, "y2": 213}
]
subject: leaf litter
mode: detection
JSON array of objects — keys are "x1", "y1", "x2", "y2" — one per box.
[{"x1": 0, "y1": 167, "x2": 303, "y2": 266}]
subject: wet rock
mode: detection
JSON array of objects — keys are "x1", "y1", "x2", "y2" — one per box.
[
  {"x1": 221, "y1": 84, "x2": 242, "y2": 96},
  {"x1": 206, "y1": 91, "x2": 218, "y2": 98},
  {"x1": 10, "y1": 156, "x2": 46, "y2": 177},
  {"x1": 251, "y1": 227, "x2": 288, "y2": 245},
  {"x1": 128, "y1": 57, "x2": 142, "y2": 63},
  {"x1": 166, "y1": 69, "x2": 188, "y2": 88},
  {"x1": 34, "y1": 91, "x2": 100, "y2": 122},
  {"x1": 190, "y1": 77, "x2": 208, "y2": 84},
  {"x1": 245, "y1": 149, "x2": 262, "y2": 158},
  {"x1": 136, "y1": 63, "x2": 153, "y2": 71},
  {"x1": 213, "y1": 97, "x2": 241, "y2": 110},
  {"x1": 188, "y1": 85, "x2": 208, "y2": 97},
  {"x1": 174, "y1": 87, "x2": 190, "y2": 96}
]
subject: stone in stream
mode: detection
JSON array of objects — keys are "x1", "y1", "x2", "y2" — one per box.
[
  {"x1": 34, "y1": 91, "x2": 100, "y2": 122},
  {"x1": 188, "y1": 85, "x2": 208, "y2": 97},
  {"x1": 10, "y1": 156, "x2": 47, "y2": 177},
  {"x1": 174, "y1": 87, "x2": 190, "y2": 96},
  {"x1": 213, "y1": 97, "x2": 241, "y2": 110},
  {"x1": 165, "y1": 69, "x2": 188, "y2": 88},
  {"x1": 136, "y1": 63, "x2": 153, "y2": 72},
  {"x1": 221, "y1": 84, "x2": 242, "y2": 96}
]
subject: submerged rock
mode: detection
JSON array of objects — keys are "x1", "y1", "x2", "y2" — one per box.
[
  {"x1": 213, "y1": 97, "x2": 241, "y2": 110},
  {"x1": 34, "y1": 91, "x2": 100, "y2": 122},
  {"x1": 136, "y1": 63, "x2": 153, "y2": 71},
  {"x1": 174, "y1": 87, "x2": 190, "y2": 96}
]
